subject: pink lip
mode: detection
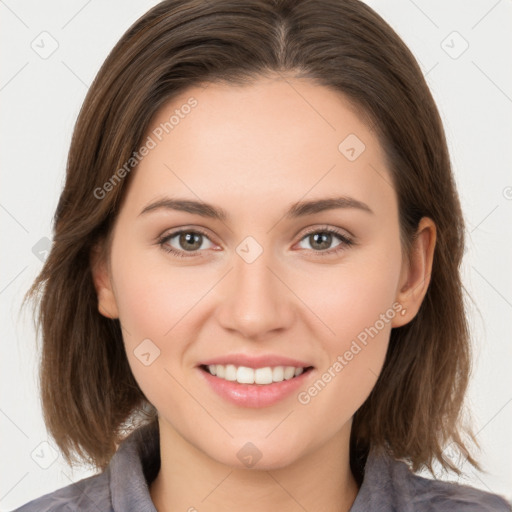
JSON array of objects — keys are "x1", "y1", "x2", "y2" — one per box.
[
  {"x1": 197, "y1": 366, "x2": 315, "y2": 408},
  {"x1": 199, "y1": 353, "x2": 312, "y2": 369}
]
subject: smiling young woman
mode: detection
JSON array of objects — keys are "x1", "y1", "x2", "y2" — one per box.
[{"x1": 16, "y1": 0, "x2": 511, "y2": 511}]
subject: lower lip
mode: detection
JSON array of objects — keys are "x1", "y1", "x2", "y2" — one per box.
[{"x1": 197, "y1": 366, "x2": 314, "y2": 408}]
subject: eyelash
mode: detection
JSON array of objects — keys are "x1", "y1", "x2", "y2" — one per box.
[{"x1": 157, "y1": 225, "x2": 355, "y2": 259}]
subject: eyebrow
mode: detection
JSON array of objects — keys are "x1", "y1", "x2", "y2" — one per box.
[{"x1": 139, "y1": 195, "x2": 374, "y2": 221}]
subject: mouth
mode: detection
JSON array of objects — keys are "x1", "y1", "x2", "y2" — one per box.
[
  {"x1": 199, "y1": 364, "x2": 314, "y2": 385},
  {"x1": 196, "y1": 354, "x2": 316, "y2": 407}
]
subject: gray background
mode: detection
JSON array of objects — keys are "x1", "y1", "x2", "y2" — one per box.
[{"x1": 1, "y1": 0, "x2": 511, "y2": 509}]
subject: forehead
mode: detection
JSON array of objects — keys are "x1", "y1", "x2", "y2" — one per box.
[{"x1": 123, "y1": 77, "x2": 397, "y2": 220}]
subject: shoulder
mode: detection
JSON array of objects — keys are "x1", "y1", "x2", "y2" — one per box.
[
  {"x1": 9, "y1": 470, "x2": 112, "y2": 512},
  {"x1": 355, "y1": 445, "x2": 512, "y2": 512},
  {"x1": 405, "y1": 470, "x2": 512, "y2": 511},
  {"x1": 10, "y1": 421, "x2": 161, "y2": 512}
]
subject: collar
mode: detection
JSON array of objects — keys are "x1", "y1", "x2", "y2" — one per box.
[
  {"x1": 109, "y1": 421, "x2": 160, "y2": 512},
  {"x1": 107, "y1": 420, "x2": 395, "y2": 511},
  {"x1": 107, "y1": 420, "x2": 508, "y2": 512}
]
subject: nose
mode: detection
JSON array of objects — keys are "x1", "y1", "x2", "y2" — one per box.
[{"x1": 215, "y1": 246, "x2": 295, "y2": 341}]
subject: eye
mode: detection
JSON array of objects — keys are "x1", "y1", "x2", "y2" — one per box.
[
  {"x1": 157, "y1": 229, "x2": 216, "y2": 258},
  {"x1": 157, "y1": 225, "x2": 355, "y2": 259},
  {"x1": 296, "y1": 226, "x2": 354, "y2": 256}
]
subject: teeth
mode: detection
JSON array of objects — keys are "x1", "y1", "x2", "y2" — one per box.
[
  {"x1": 272, "y1": 366, "x2": 284, "y2": 382},
  {"x1": 283, "y1": 366, "x2": 295, "y2": 380},
  {"x1": 237, "y1": 366, "x2": 255, "y2": 384},
  {"x1": 225, "y1": 364, "x2": 237, "y2": 381},
  {"x1": 205, "y1": 364, "x2": 307, "y2": 385},
  {"x1": 254, "y1": 367, "x2": 273, "y2": 384}
]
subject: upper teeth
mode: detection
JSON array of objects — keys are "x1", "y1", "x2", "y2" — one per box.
[{"x1": 207, "y1": 364, "x2": 304, "y2": 385}]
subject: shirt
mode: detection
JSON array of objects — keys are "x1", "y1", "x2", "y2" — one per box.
[{"x1": 11, "y1": 421, "x2": 512, "y2": 512}]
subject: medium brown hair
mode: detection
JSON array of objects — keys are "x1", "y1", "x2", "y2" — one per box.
[{"x1": 23, "y1": 0, "x2": 480, "y2": 480}]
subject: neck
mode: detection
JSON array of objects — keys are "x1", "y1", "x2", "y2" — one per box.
[{"x1": 149, "y1": 418, "x2": 360, "y2": 512}]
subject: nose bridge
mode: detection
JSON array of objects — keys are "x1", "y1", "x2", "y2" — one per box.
[{"x1": 216, "y1": 239, "x2": 292, "y2": 339}]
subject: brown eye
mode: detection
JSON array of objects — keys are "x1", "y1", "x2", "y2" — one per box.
[
  {"x1": 177, "y1": 232, "x2": 203, "y2": 251},
  {"x1": 307, "y1": 232, "x2": 336, "y2": 251},
  {"x1": 297, "y1": 227, "x2": 354, "y2": 255},
  {"x1": 158, "y1": 229, "x2": 215, "y2": 257}
]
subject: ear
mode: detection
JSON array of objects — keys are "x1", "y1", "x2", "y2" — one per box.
[
  {"x1": 90, "y1": 239, "x2": 119, "y2": 320},
  {"x1": 392, "y1": 217, "x2": 437, "y2": 327}
]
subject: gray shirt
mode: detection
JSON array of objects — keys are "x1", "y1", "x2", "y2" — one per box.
[{"x1": 11, "y1": 422, "x2": 511, "y2": 511}]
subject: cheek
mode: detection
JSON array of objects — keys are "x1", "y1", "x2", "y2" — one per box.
[
  {"x1": 296, "y1": 237, "x2": 402, "y2": 348},
  {"x1": 108, "y1": 240, "x2": 199, "y2": 394},
  {"x1": 292, "y1": 240, "x2": 402, "y2": 414},
  {"x1": 111, "y1": 242, "x2": 204, "y2": 343}
]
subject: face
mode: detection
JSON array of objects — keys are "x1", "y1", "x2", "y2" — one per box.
[{"x1": 94, "y1": 76, "x2": 416, "y2": 470}]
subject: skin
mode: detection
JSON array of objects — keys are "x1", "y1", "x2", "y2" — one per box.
[{"x1": 91, "y1": 75, "x2": 436, "y2": 512}]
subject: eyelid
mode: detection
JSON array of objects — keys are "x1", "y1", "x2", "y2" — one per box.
[
  {"x1": 299, "y1": 224, "x2": 354, "y2": 241},
  {"x1": 158, "y1": 225, "x2": 216, "y2": 243}
]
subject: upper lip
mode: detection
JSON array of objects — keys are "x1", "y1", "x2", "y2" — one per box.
[{"x1": 199, "y1": 354, "x2": 313, "y2": 369}]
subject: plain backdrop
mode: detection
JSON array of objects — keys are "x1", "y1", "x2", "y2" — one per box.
[{"x1": 1, "y1": 0, "x2": 511, "y2": 510}]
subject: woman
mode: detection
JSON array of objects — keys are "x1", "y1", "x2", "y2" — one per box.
[{"x1": 15, "y1": 0, "x2": 511, "y2": 510}]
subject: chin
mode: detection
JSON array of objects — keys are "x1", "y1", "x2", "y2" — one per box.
[{"x1": 208, "y1": 435, "x2": 308, "y2": 471}]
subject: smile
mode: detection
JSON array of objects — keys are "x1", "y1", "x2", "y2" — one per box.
[
  {"x1": 198, "y1": 363, "x2": 315, "y2": 408},
  {"x1": 201, "y1": 364, "x2": 313, "y2": 385}
]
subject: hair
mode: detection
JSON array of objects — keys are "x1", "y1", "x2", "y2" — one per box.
[{"x1": 23, "y1": 0, "x2": 481, "y2": 482}]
